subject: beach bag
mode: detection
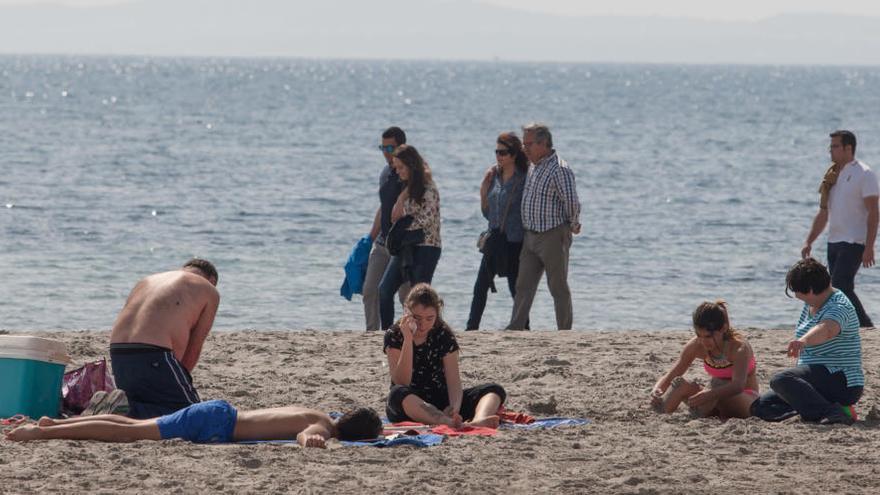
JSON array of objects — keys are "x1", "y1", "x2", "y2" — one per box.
[{"x1": 61, "y1": 358, "x2": 116, "y2": 415}]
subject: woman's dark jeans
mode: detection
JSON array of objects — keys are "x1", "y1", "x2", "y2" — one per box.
[
  {"x1": 467, "y1": 239, "x2": 526, "y2": 330},
  {"x1": 379, "y1": 246, "x2": 441, "y2": 330},
  {"x1": 466, "y1": 254, "x2": 517, "y2": 330},
  {"x1": 750, "y1": 364, "x2": 863, "y2": 422}
]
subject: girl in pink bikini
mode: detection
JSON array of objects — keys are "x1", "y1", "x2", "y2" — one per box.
[{"x1": 650, "y1": 301, "x2": 760, "y2": 418}]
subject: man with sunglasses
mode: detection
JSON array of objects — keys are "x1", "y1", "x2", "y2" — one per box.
[
  {"x1": 362, "y1": 126, "x2": 410, "y2": 331},
  {"x1": 507, "y1": 123, "x2": 581, "y2": 331},
  {"x1": 801, "y1": 130, "x2": 879, "y2": 328}
]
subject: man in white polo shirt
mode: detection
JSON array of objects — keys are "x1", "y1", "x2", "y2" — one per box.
[{"x1": 802, "y1": 130, "x2": 879, "y2": 327}]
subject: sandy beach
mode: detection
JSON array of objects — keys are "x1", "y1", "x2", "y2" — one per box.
[{"x1": 2, "y1": 328, "x2": 879, "y2": 494}]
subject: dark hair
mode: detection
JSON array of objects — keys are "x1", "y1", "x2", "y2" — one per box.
[
  {"x1": 183, "y1": 258, "x2": 218, "y2": 284},
  {"x1": 392, "y1": 144, "x2": 429, "y2": 204},
  {"x1": 785, "y1": 257, "x2": 831, "y2": 297},
  {"x1": 382, "y1": 126, "x2": 407, "y2": 146},
  {"x1": 830, "y1": 130, "x2": 857, "y2": 154},
  {"x1": 336, "y1": 407, "x2": 382, "y2": 441},
  {"x1": 523, "y1": 123, "x2": 553, "y2": 149},
  {"x1": 692, "y1": 300, "x2": 741, "y2": 342},
  {"x1": 403, "y1": 283, "x2": 450, "y2": 331},
  {"x1": 497, "y1": 132, "x2": 529, "y2": 174}
]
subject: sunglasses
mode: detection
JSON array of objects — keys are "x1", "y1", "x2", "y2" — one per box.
[
  {"x1": 495, "y1": 149, "x2": 512, "y2": 157},
  {"x1": 378, "y1": 144, "x2": 396, "y2": 153}
]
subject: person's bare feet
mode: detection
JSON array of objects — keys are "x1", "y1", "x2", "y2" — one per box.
[
  {"x1": 37, "y1": 417, "x2": 57, "y2": 427},
  {"x1": 466, "y1": 415, "x2": 500, "y2": 428},
  {"x1": 439, "y1": 413, "x2": 463, "y2": 429},
  {"x1": 655, "y1": 376, "x2": 703, "y2": 414},
  {"x1": 4, "y1": 425, "x2": 42, "y2": 442}
]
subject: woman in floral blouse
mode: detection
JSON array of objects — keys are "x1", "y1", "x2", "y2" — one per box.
[
  {"x1": 384, "y1": 283, "x2": 506, "y2": 427},
  {"x1": 378, "y1": 144, "x2": 442, "y2": 330}
]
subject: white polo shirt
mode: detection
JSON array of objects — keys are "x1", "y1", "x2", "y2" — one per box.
[{"x1": 827, "y1": 159, "x2": 880, "y2": 244}]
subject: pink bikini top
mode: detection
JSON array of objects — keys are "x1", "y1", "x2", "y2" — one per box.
[{"x1": 703, "y1": 355, "x2": 756, "y2": 379}]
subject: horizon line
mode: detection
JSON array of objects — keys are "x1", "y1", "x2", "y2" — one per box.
[{"x1": 1, "y1": 51, "x2": 879, "y2": 69}]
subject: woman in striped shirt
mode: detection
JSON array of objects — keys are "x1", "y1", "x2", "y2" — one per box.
[{"x1": 750, "y1": 258, "x2": 863, "y2": 425}]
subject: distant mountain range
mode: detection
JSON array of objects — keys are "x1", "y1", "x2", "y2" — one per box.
[{"x1": 1, "y1": 0, "x2": 879, "y2": 65}]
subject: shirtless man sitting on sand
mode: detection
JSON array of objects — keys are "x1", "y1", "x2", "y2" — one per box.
[
  {"x1": 4, "y1": 401, "x2": 382, "y2": 448},
  {"x1": 107, "y1": 259, "x2": 220, "y2": 419}
]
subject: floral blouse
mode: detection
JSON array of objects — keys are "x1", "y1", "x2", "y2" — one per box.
[{"x1": 404, "y1": 181, "x2": 441, "y2": 248}]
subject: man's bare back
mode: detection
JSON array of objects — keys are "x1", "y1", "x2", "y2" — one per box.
[
  {"x1": 233, "y1": 406, "x2": 333, "y2": 442},
  {"x1": 111, "y1": 267, "x2": 219, "y2": 372}
]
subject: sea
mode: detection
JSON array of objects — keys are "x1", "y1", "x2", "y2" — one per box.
[{"x1": 2, "y1": 55, "x2": 879, "y2": 331}]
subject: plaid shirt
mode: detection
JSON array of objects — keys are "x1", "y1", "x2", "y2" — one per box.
[{"x1": 521, "y1": 151, "x2": 581, "y2": 233}]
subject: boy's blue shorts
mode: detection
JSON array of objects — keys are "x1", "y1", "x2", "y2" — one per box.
[{"x1": 156, "y1": 400, "x2": 238, "y2": 443}]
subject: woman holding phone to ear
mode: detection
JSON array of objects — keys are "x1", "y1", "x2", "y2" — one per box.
[{"x1": 383, "y1": 284, "x2": 506, "y2": 427}]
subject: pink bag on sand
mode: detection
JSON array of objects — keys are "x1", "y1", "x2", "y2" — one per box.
[{"x1": 61, "y1": 358, "x2": 116, "y2": 415}]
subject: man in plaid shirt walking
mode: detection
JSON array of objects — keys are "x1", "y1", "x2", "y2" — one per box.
[{"x1": 507, "y1": 123, "x2": 581, "y2": 330}]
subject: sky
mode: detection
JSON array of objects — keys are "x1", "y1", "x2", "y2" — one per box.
[
  {"x1": 480, "y1": 0, "x2": 880, "y2": 21},
  {"x1": 2, "y1": 0, "x2": 880, "y2": 64},
  {"x1": 1, "y1": 0, "x2": 880, "y2": 21}
]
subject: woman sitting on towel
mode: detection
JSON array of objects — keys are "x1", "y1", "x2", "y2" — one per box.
[
  {"x1": 649, "y1": 301, "x2": 759, "y2": 418},
  {"x1": 384, "y1": 283, "x2": 506, "y2": 428}
]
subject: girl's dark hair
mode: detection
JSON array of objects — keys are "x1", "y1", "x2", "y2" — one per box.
[
  {"x1": 403, "y1": 283, "x2": 451, "y2": 334},
  {"x1": 497, "y1": 132, "x2": 529, "y2": 174},
  {"x1": 405, "y1": 283, "x2": 443, "y2": 317},
  {"x1": 392, "y1": 144, "x2": 428, "y2": 203},
  {"x1": 693, "y1": 300, "x2": 741, "y2": 342},
  {"x1": 785, "y1": 257, "x2": 831, "y2": 297}
]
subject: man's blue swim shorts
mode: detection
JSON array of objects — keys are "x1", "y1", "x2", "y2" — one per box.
[{"x1": 156, "y1": 400, "x2": 238, "y2": 443}]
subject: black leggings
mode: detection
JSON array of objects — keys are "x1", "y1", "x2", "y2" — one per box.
[{"x1": 385, "y1": 383, "x2": 506, "y2": 423}]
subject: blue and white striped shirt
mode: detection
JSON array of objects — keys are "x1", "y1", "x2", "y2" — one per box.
[
  {"x1": 796, "y1": 290, "x2": 864, "y2": 387},
  {"x1": 520, "y1": 151, "x2": 581, "y2": 233}
]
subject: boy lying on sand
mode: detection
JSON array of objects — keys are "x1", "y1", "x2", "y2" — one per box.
[{"x1": 4, "y1": 400, "x2": 382, "y2": 448}]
